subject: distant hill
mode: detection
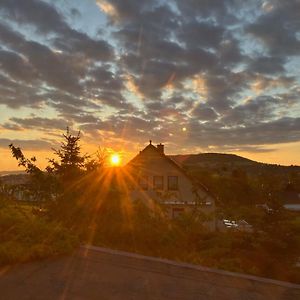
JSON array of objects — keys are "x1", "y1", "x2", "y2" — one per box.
[
  {"x1": 169, "y1": 153, "x2": 257, "y2": 166},
  {"x1": 169, "y1": 153, "x2": 300, "y2": 180},
  {"x1": 0, "y1": 170, "x2": 26, "y2": 177},
  {"x1": 0, "y1": 173, "x2": 29, "y2": 185}
]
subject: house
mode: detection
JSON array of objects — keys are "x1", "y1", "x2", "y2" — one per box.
[
  {"x1": 0, "y1": 174, "x2": 31, "y2": 201},
  {"x1": 125, "y1": 141, "x2": 216, "y2": 230},
  {"x1": 282, "y1": 190, "x2": 300, "y2": 212}
]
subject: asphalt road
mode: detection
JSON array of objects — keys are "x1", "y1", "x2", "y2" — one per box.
[{"x1": 0, "y1": 246, "x2": 299, "y2": 300}]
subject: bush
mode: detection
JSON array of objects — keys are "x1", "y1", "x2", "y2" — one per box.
[{"x1": 0, "y1": 198, "x2": 78, "y2": 266}]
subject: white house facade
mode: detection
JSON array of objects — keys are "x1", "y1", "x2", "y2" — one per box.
[{"x1": 125, "y1": 141, "x2": 216, "y2": 230}]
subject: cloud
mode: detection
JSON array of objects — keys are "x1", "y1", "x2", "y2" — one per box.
[
  {"x1": 219, "y1": 95, "x2": 292, "y2": 126},
  {"x1": 211, "y1": 145, "x2": 277, "y2": 154},
  {"x1": 0, "y1": 138, "x2": 54, "y2": 150},
  {"x1": 0, "y1": 0, "x2": 299, "y2": 156},
  {"x1": 192, "y1": 105, "x2": 218, "y2": 121},
  {"x1": 246, "y1": 1, "x2": 300, "y2": 56},
  {"x1": 178, "y1": 21, "x2": 224, "y2": 49},
  {"x1": 0, "y1": 0, "x2": 114, "y2": 60},
  {"x1": 0, "y1": 49, "x2": 38, "y2": 82},
  {"x1": 187, "y1": 117, "x2": 300, "y2": 148},
  {"x1": 96, "y1": 0, "x2": 159, "y2": 23},
  {"x1": 0, "y1": 23, "x2": 84, "y2": 93},
  {"x1": 248, "y1": 56, "x2": 286, "y2": 75},
  {"x1": 6, "y1": 117, "x2": 70, "y2": 131}
]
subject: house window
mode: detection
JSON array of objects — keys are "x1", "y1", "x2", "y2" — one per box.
[
  {"x1": 139, "y1": 175, "x2": 148, "y2": 190},
  {"x1": 168, "y1": 176, "x2": 178, "y2": 191},
  {"x1": 153, "y1": 176, "x2": 164, "y2": 190}
]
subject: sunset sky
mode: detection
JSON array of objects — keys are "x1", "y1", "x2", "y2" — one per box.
[{"x1": 0, "y1": 0, "x2": 300, "y2": 171}]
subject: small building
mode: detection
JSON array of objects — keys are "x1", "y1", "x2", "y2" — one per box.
[
  {"x1": 125, "y1": 141, "x2": 216, "y2": 230},
  {"x1": 282, "y1": 190, "x2": 300, "y2": 212}
]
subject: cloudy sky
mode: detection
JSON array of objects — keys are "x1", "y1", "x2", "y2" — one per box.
[{"x1": 0, "y1": 0, "x2": 300, "y2": 170}]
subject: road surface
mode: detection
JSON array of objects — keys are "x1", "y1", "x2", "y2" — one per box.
[{"x1": 0, "y1": 245, "x2": 299, "y2": 299}]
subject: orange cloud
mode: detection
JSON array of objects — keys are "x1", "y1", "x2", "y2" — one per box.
[{"x1": 96, "y1": 0, "x2": 119, "y2": 20}]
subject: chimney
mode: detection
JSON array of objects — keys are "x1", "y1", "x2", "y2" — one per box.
[{"x1": 157, "y1": 143, "x2": 164, "y2": 155}]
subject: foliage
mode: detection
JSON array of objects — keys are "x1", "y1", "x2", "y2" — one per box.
[
  {"x1": 47, "y1": 128, "x2": 88, "y2": 179},
  {"x1": 85, "y1": 147, "x2": 108, "y2": 172},
  {"x1": 8, "y1": 144, "x2": 57, "y2": 201},
  {"x1": 0, "y1": 195, "x2": 78, "y2": 266},
  {"x1": 8, "y1": 128, "x2": 92, "y2": 200}
]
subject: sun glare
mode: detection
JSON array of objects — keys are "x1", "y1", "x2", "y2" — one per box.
[{"x1": 110, "y1": 153, "x2": 121, "y2": 166}]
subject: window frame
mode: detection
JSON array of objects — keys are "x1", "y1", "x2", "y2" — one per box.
[
  {"x1": 138, "y1": 175, "x2": 149, "y2": 190},
  {"x1": 153, "y1": 176, "x2": 164, "y2": 190},
  {"x1": 168, "y1": 176, "x2": 178, "y2": 191}
]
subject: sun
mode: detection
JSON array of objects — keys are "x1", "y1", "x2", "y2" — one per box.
[{"x1": 110, "y1": 153, "x2": 121, "y2": 166}]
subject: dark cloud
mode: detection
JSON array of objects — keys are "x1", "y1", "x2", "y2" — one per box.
[
  {"x1": 80, "y1": 114, "x2": 158, "y2": 142},
  {"x1": 0, "y1": 23, "x2": 83, "y2": 93},
  {"x1": 220, "y1": 96, "x2": 282, "y2": 126},
  {"x1": 0, "y1": 0, "x2": 114, "y2": 61},
  {"x1": 7, "y1": 117, "x2": 70, "y2": 131},
  {"x1": 175, "y1": 0, "x2": 229, "y2": 21},
  {"x1": 199, "y1": 71, "x2": 247, "y2": 112},
  {"x1": 0, "y1": 21, "x2": 128, "y2": 110},
  {"x1": 218, "y1": 39, "x2": 244, "y2": 65},
  {"x1": 0, "y1": 49, "x2": 37, "y2": 82},
  {"x1": 0, "y1": 76, "x2": 45, "y2": 108},
  {"x1": 111, "y1": 0, "x2": 244, "y2": 110},
  {"x1": 248, "y1": 56, "x2": 286, "y2": 75},
  {"x1": 246, "y1": 1, "x2": 300, "y2": 56},
  {"x1": 187, "y1": 117, "x2": 300, "y2": 148},
  {"x1": 192, "y1": 105, "x2": 218, "y2": 121},
  {"x1": 178, "y1": 21, "x2": 224, "y2": 50},
  {"x1": 0, "y1": 138, "x2": 54, "y2": 150},
  {"x1": 89, "y1": 66, "x2": 121, "y2": 88}
]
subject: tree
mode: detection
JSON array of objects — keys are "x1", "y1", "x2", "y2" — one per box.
[
  {"x1": 9, "y1": 128, "x2": 88, "y2": 200},
  {"x1": 9, "y1": 144, "x2": 41, "y2": 175},
  {"x1": 47, "y1": 128, "x2": 88, "y2": 180},
  {"x1": 8, "y1": 144, "x2": 56, "y2": 201},
  {"x1": 84, "y1": 147, "x2": 108, "y2": 172}
]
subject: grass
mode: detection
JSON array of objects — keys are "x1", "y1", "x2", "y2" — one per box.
[
  {"x1": 0, "y1": 198, "x2": 79, "y2": 266},
  {"x1": 1, "y1": 194, "x2": 299, "y2": 284}
]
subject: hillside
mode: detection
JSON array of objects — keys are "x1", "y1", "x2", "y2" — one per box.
[
  {"x1": 169, "y1": 153, "x2": 256, "y2": 166},
  {"x1": 169, "y1": 153, "x2": 300, "y2": 174},
  {"x1": 0, "y1": 170, "x2": 26, "y2": 177},
  {"x1": 169, "y1": 153, "x2": 300, "y2": 208}
]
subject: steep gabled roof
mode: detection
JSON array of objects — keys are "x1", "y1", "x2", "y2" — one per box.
[
  {"x1": 126, "y1": 142, "x2": 159, "y2": 166},
  {"x1": 126, "y1": 142, "x2": 215, "y2": 198}
]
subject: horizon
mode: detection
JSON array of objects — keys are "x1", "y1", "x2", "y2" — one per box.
[
  {"x1": 1, "y1": 147, "x2": 300, "y2": 173},
  {"x1": 0, "y1": 1, "x2": 300, "y2": 170}
]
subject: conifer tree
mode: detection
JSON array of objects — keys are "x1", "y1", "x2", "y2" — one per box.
[{"x1": 47, "y1": 127, "x2": 88, "y2": 178}]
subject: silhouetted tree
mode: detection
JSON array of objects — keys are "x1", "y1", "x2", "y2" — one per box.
[
  {"x1": 47, "y1": 128, "x2": 88, "y2": 179},
  {"x1": 8, "y1": 144, "x2": 56, "y2": 201},
  {"x1": 9, "y1": 128, "x2": 88, "y2": 200},
  {"x1": 84, "y1": 147, "x2": 107, "y2": 172}
]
